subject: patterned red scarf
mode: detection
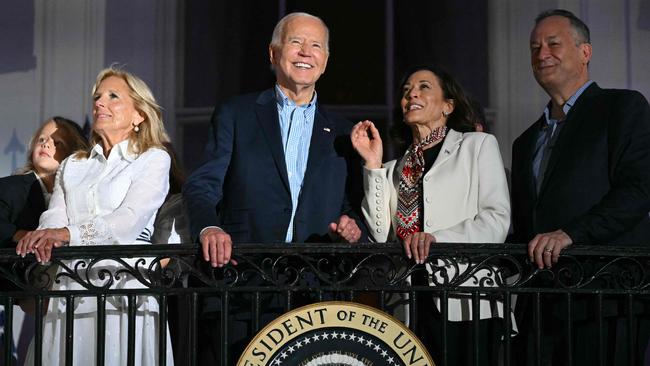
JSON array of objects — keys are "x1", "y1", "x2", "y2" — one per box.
[{"x1": 396, "y1": 126, "x2": 448, "y2": 240}]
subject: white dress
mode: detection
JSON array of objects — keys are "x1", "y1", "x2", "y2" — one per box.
[{"x1": 26, "y1": 141, "x2": 174, "y2": 366}]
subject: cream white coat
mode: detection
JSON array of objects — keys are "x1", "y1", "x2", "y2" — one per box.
[{"x1": 362, "y1": 129, "x2": 512, "y2": 322}]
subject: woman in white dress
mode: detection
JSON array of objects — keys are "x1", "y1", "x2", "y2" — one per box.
[{"x1": 17, "y1": 67, "x2": 174, "y2": 365}]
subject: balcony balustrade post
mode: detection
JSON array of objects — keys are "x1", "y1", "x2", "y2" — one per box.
[
  {"x1": 503, "y1": 291, "x2": 512, "y2": 366},
  {"x1": 96, "y1": 294, "x2": 106, "y2": 366},
  {"x1": 252, "y1": 292, "x2": 261, "y2": 332},
  {"x1": 626, "y1": 293, "x2": 634, "y2": 365},
  {"x1": 127, "y1": 294, "x2": 136, "y2": 366},
  {"x1": 566, "y1": 293, "x2": 573, "y2": 365},
  {"x1": 3, "y1": 296, "x2": 13, "y2": 366},
  {"x1": 534, "y1": 292, "x2": 541, "y2": 366},
  {"x1": 34, "y1": 295, "x2": 43, "y2": 366},
  {"x1": 472, "y1": 291, "x2": 480, "y2": 366},
  {"x1": 65, "y1": 295, "x2": 74, "y2": 366},
  {"x1": 441, "y1": 290, "x2": 448, "y2": 366},
  {"x1": 189, "y1": 292, "x2": 198, "y2": 366},
  {"x1": 220, "y1": 291, "x2": 229, "y2": 365},
  {"x1": 158, "y1": 294, "x2": 168, "y2": 366},
  {"x1": 596, "y1": 293, "x2": 604, "y2": 366}
]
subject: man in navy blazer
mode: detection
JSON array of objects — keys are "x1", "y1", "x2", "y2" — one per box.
[
  {"x1": 182, "y1": 12, "x2": 365, "y2": 362},
  {"x1": 184, "y1": 11, "x2": 364, "y2": 265},
  {"x1": 511, "y1": 9, "x2": 650, "y2": 364},
  {"x1": 183, "y1": 13, "x2": 363, "y2": 364}
]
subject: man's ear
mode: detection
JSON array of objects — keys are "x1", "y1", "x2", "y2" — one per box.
[
  {"x1": 320, "y1": 53, "x2": 329, "y2": 76},
  {"x1": 580, "y1": 42, "x2": 592, "y2": 65},
  {"x1": 269, "y1": 45, "x2": 276, "y2": 65}
]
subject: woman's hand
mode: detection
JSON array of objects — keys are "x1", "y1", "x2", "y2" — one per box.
[
  {"x1": 351, "y1": 120, "x2": 383, "y2": 169},
  {"x1": 12, "y1": 229, "x2": 28, "y2": 243},
  {"x1": 403, "y1": 232, "x2": 436, "y2": 264},
  {"x1": 16, "y1": 228, "x2": 70, "y2": 262}
]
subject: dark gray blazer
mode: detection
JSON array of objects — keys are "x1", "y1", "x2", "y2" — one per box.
[
  {"x1": 511, "y1": 83, "x2": 650, "y2": 246},
  {"x1": 0, "y1": 172, "x2": 46, "y2": 247}
]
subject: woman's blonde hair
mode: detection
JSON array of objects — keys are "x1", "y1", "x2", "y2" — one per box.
[{"x1": 79, "y1": 66, "x2": 169, "y2": 158}]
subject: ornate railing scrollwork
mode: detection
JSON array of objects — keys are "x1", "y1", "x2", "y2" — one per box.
[{"x1": 0, "y1": 243, "x2": 649, "y2": 296}]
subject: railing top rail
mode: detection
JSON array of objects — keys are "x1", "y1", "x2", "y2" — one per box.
[
  {"x1": 1, "y1": 242, "x2": 649, "y2": 293},
  {"x1": 1, "y1": 242, "x2": 649, "y2": 261}
]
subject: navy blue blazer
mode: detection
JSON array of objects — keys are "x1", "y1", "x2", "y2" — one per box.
[
  {"x1": 511, "y1": 83, "x2": 650, "y2": 246},
  {"x1": 183, "y1": 88, "x2": 365, "y2": 243},
  {"x1": 0, "y1": 172, "x2": 47, "y2": 247}
]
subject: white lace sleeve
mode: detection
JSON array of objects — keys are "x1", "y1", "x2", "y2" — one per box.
[
  {"x1": 67, "y1": 149, "x2": 171, "y2": 245},
  {"x1": 69, "y1": 220, "x2": 115, "y2": 246}
]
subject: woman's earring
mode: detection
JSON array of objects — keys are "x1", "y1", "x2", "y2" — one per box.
[
  {"x1": 442, "y1": 111, "x2": 450, "y2": 117},
  {"x1": 133, "y1": 123, "x2": 140, "y2": 133}
]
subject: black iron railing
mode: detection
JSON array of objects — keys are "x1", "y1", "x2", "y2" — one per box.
[{"x1": 1, "y1": 243, "x2": 649, "y2": 366}]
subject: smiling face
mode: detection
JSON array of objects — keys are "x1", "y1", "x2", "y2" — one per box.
[
  {"x1": 92, "y1": 75, "x2": 144, "y2": 146},
  {"x1": 530, "y1": 15, "x2": 591, "y2": 95},
  {"x1": 31, "y1": 120, "x2": 72, "y2": 175},
  {"x1": 269, "y1": 16, "x2": 329, "y2": 95},
  {"x1": 400, "y1": 70, "x2": 454, "y2": 130}
]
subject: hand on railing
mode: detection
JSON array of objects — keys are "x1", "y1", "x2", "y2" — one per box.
[
  {"x1": 402, "y1": 232, "x2": 435, "y2": 264},
  {"x1": 527, "y1": 229, "x2": 573, "y2": 269},
  {"x1": 16, "y1": 228, "x2": 70, "y2": 263},
  {"x1": 200, "y1": 227, "x2": 237, "y2": 268},
  {"x1": 328, "y1": 214, "x2": 362, "y2": 243}
]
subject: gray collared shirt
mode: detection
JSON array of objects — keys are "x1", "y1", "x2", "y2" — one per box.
[{"x1": 532, "y1": 80, "x2": 594, "y2": 191}]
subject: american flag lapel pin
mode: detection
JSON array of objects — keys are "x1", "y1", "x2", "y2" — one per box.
[{"x1": 323, "y1": 127, "x2": 331, "y2": 132}]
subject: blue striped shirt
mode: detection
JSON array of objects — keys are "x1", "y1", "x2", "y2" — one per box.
[
  {"x1": 542, "y1": 80, "x2": 593, "y2": 128},
  {"x1": 532, "y1": 80, "x2": 593, "y2": 189},
  {"x1": 275, "y1": 85, "x2": 317, "y2": 242}
]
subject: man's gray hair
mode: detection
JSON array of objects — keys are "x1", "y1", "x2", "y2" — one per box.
[
  {"x1": 270, "y1": 12, "x2": 330, "y2": 54},
  {"x1": 535, "y1": 9, "x2": 590, "y2": 45}
]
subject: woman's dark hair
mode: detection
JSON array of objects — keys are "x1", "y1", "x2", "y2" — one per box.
[
  {"x1": 390, "y1": 64, "x2": 476, "y2": 153},
  {"x1": 469, "y1": 97, "x2": 488, "y2": 133}
]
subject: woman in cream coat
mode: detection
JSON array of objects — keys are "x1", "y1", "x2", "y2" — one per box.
[{"x1": 351, "y1": 64, "x2": 510, "y2": 365}]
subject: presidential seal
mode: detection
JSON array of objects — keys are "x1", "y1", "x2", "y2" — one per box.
[{"x1": 238, "y1": 301, "x2": 434, "y2": 366}]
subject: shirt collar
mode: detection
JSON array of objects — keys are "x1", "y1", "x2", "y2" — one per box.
[
  {"x1": 89, "y1": 139, "x2": 136, "y2": 162},
  {"x1": 274, "y1": 84, "x2": 317, "y2": 109},
  {"x1": 543, "y1": 80, "x2": 594, "y2": 126},
  {"x1": 31, "y1": 171, "x2": 52, "y2": 205}
]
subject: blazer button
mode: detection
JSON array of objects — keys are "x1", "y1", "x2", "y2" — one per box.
[
  {"x1": 375, "y1": 184, "x2": 381, "y2": 190},
  {"x1": 424, "y1": 177, "x2": 429, "y2": 182},
  {"x1": 374, "y1": 177, "x2": 381, "y2": 183},
  {"x1": 375, "y1": 192, "x2": 381, "y2": 197},
  {"x1": 425, "y1": 220, "x2": 432, "y2": 227},
  {"x1": 376, "y1": 206, "x2": 381, "y2": 212},
  {"x1": 376, "y1": 228, "x2": 383, "y2": 233},
  {"x1": 375, "y1": 220, "x2": 382, "y2": 226},
  {"x1": 375, "y1": 199, "x2": 381, "y2": 204},
  {"x1": 425, "y1": 197, "x2": 431, "y2": 203},
  {"x1": 376, "y1": 213, "x2": 382, "y2": 218}
]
